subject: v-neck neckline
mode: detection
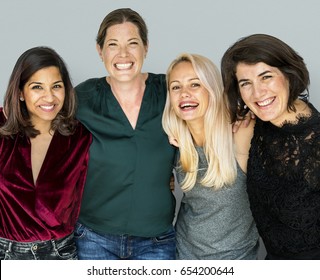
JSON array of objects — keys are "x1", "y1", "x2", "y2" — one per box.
[
  {"x1": 102, "y1": 76, "x2": 150, "y2": 131},
  {"x1": 28, "y1": 131, "x2": 56, "y2": 187}
]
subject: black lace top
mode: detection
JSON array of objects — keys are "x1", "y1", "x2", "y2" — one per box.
[{"x1": 247, "y1": 103, "x2": 320, "y2": 259}]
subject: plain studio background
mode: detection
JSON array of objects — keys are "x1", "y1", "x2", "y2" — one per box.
[{"x1": 1, "y1": 0, "x2": 319, "y2": 260}]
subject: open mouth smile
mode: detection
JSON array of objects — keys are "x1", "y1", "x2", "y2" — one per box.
[{"x1": 256, "y1": 97, "x2": 275, "y2": 107}]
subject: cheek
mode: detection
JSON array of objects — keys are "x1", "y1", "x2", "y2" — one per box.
[
  {"x1": 240, "y1": 90, "x2": 250, "y2": 102},
  {"x1": 169, "y1": 93, "x2": 178, "y2": 104},
  {"x1": 23, "y1": 93, "x2": 35, "y2": 106},
  {"x1": 172, "y1": 107, "x2": 180, "y2": 117},
  {"x1": 279, "y1": 81, "x2": 290, "y2": 100},
  {"x1": 59, "y1": 93, "x2": 66, "y2": 104},
  {"x1": 101, "y1": 50, "x2": 113, "y2": 63},
  {"x1": 24, "y1": 99, "x2": 35, "y2": 113},
  {"x1": 201, "y1": 97, "x2": 209, "y2": 113},
  {"x1": 169, "y1": 96, "x2": 180, "y2": 114}
]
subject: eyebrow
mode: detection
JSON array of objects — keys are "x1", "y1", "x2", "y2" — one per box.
[
  {"x1": 27, "y1": 80, "x2": 63, "y2": 86},
  {"x1": 106, "y1": 37, "x2": 140, "y2": 43},
  {"x1": 169, "y1": 77, "x2": 199, "y2": 85},
  {"x1": 238, "y1": 70, "x2": 272, "y2": 84},
  {"x1": 258, "y1": 70, "x2": 272, "y2": 77}
]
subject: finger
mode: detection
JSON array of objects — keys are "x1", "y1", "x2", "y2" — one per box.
[
  {"x1": 232, "y1": 121, "x2": 241, "y2": 133},
  {"x1": 250, "y1": 111, "x2": 256, "y2": 119},
  {"x1": 169, "y1": 137, "x2": 179, "y2": 147}
]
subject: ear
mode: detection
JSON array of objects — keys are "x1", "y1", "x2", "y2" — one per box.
[
  {"x1": 96, "y1": 44, "x2": 103, "y2": 61},
  {"x1": 144, "y1": 43, "x2": 149, "y2": 58},
  {"x1": 19, "y1": 91, "x2": 25, "y2": 102}
]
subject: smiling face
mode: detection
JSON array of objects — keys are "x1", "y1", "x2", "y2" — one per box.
[
  {"x1": 21, "y1": 66, "x2": 65, "y2": 130},
  {"x1": 168, "y1": 61, "x2": 209, "y2": 127},
  {"x1": 236, "y1": 62, "x2": 290, "y2": 126},
  {"x1": 96, "y1": 22, "x2": 148, "y2": 82}
]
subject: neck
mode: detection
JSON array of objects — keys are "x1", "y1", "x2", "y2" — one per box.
[
  {"x1": 107, "y1": 73, "x2": 147, "y2": 100},
  {"x1": 187, "y1": 121, "x2": 205, "y2": 147},
  {"x1": 33, "y1": 122, "x2": 53, "y2": 136},
  {"x1": 272, "y1": 99, "x2": 311, "y2": 127},
  {"x1": 294, "y1": 99, "x2": 311, "y2": 115}
]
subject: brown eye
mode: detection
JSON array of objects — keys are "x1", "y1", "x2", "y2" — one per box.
[
  {"x1": 191, "y1": 83, "x2": 200, "y2": 88},
  {"x1": 240, "y1": 81, "x2": 250, "y2": 87},
  {"x1": 171, "y1": 85, "x2": 180, "y2": 91},
  {"x1": 262, "y1": 75, "x2": 272, "y2": 80}
]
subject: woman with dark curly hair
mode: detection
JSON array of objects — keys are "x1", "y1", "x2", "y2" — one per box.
[{"x1": 221, "y1": 33, "x2": 320, "y2": 260}]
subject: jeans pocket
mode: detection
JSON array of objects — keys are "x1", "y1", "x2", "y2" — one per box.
[
  {"x1": 0, "y1": 248, "x2": 7, "y2": 260},
  {"x1": 153, "y1": 227, "x2": 176, "y2": 243},
  {"x1": 55, "y1": 241, "x2": 78, "y2": 260}
]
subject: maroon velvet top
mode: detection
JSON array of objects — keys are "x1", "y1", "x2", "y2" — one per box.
[{"x1": 0, "y1": 109, "x2": 92, "y2": 242}]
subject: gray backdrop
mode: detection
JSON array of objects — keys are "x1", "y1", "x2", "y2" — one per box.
[
  {"x1": 0, "y1": 0, "x2": 319, "y2": 109},
  {"x1": 1, "y1": 0, "x2": 319, "y2": 259}
]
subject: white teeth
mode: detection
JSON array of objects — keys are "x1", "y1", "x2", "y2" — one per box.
[
  {"x1": 40, "y1": 105, "x2": 54, "y2": 109},
  {"x1": 115, "y1": 63, "x2": 133, "y2": 70},
  {"x1": 257, "y1": 98, "x2": 274, "y2": 107},
  {"x1": 180, "y1": 103, "x2": 198, "y2": 109}
]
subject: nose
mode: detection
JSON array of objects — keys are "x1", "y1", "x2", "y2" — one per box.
[
  {"x1": 180, "y1": 86, "x2": 191, "y2": 97},
  {"x1": 42, "y1": 89, "x2": 55, "y2": 102},
  {"x1": 252, "y1": 82, "x2": 265, "y2": 98},
  {"x1": 119, "y1": 45, "x2": 128, "y2": 57}
]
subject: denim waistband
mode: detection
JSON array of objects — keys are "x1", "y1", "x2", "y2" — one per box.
[{"x1": 0, "y1": 233, "x2": 74, "y2": 253}]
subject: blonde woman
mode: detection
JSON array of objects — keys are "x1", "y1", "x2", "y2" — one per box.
[{"x1": 162, "y1": 53, "x2": 258, "y2": 259}]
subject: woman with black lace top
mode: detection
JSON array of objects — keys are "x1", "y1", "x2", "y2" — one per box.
[{"x1": 221, "y1": 33, "x2": 320, "y2": 260}]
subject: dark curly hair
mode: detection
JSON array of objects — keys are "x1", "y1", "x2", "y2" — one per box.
[{"x1": 221, "y1": 34, "x2": 309, "y2": 122}]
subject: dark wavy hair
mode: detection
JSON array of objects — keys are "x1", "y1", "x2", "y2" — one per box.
[
  {"x1": 221, "y1": 34, "x2": 309, "y2": 122},
  {"x1": 0, "y1": 46, "x2": 77, "y2": 138},
  {"x1": 96, "y1": 8, "x2": 148, "y2": 49}
]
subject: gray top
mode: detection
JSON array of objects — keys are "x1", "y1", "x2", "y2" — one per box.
[{"x1": 175, "y1": 147, "x2": 259, "y2": 259}]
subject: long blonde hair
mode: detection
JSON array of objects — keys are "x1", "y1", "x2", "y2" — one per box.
[{"x1": 162, "y1": 53, "x2": 237, "y2": 191}]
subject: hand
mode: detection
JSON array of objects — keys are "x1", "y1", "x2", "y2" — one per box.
[
  {"x1": 232, "y1": 111, "x2": 255, "y2": 133},
  {"x1": 170, "y1": 173, "x2": 175, "y2": 191},
  {"x1": 169, "y1": 136, "x2": 179, "y2": 147}
]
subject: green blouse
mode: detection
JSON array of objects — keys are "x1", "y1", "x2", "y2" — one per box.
[{"x1": 75, "y1": 73, "x2": 176, "y2": 237}]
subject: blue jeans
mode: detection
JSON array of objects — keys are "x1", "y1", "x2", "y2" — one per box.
[
  {"x1": 0, "y1": 233, "x2": 77, "y2": 260},
  {"x1": 74, "y1": 222, "x2": 176, "y2": 260}
]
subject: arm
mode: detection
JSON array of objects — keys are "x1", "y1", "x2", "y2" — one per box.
[{"x1": 233, "y1": 118, "x2": 255, "y2": 173}]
